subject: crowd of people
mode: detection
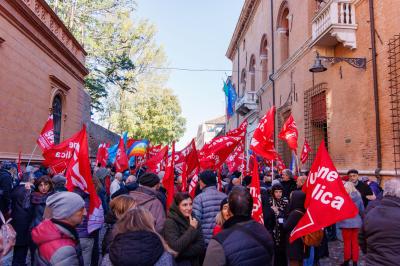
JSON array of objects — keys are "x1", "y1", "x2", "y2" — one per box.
[{"x1": 0, "y1": 160, "x2": 398, "y2": 266}]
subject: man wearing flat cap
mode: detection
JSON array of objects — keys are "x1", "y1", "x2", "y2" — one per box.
[
  {"x1": 129, "y1": 172, "x2": 166, "y2": 233},
  {"x1": 31, "y1": 192, "x2": 86, "y2": 265},
  {"x1": 193, "y1": 170, "x2": 227, "y2": 246}
]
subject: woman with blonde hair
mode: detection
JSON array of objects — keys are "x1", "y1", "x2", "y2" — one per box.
[
  {"x1": 337, "y1": 181, "x2": 364, "y2": 266},
  {"x1": 213, "y1": 198, "x2": 231, "y2": 235},
  {"x1": 102, "y1": 195, "x2": 136, "y2": 259},
  {"x1": 107, "y1": 208, "x2": 176, "y2": 266}
]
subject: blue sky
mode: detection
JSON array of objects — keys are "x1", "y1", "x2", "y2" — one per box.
[{"x1": 134, "y1": 0, "x2": 244, "y2": 149}]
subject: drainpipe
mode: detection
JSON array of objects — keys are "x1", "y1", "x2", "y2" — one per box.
[
  {"x1": 270, "y1": 0, "x2": 276, "y2": 143},
  {"x1": 237, "y1": 47, "x2": 240, "y2": 128},
  {"x1": 368, "y1": 0, "x2": 382, "y2": 177}
]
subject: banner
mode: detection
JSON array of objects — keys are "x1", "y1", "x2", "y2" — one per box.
[
  {"x1": 278, "y1": 114, "x2": 298, "y2": 152},
  {"x1": 250, "y1": 107, "x2": 277, "y2": 160},
  {"x1": 65, "y1": 125, "x2": 104, "y2": 233},
  {"x1": 289, "y1": 141, "x2": 358, "y2": 243},
  {"x1": 37, "y1": 115, "x2": 54, "y2": 151}
]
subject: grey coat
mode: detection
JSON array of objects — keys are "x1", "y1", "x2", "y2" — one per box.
[
  {"x1": 337, "y1": 191, "x2": 364, "y2": 229},
  {"x1": 192, "y1": 186, "x2": 226, "y2": 245}
]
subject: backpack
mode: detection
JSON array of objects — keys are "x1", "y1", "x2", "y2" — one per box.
[
  {"x1": 294, "y1": 209, "x2": 324, "y2": 247},
  {"x1": 0, "y1": 210, "x2": 16, "y2": 258}
]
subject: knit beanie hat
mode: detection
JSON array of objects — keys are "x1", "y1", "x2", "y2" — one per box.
[
  {"x1": 220, "y1": 198, "x2": 228, "y2": 211},
  {"x1": 139, "y1": 173, "x2": 160, "y2": 187},
  {"x1": 199, "y1": 170, "x2": 217, "y2": 187},
  {"x1": 46, "y1": 192, "x2": 85, "y2": 220}
]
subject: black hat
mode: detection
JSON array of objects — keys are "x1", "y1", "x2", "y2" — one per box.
[
  {"x1": 220, "y1": 197, "x2": 228, "y2": 211},
  {"x1": 138, "y1": 172, "x2": 160, "y2": 187},
  {"x1": 199, "y1": 170, "x2": 217, "y2": 187},
  {"x1": 347, "y1": 169, "x2": 359, "y2": 175}
]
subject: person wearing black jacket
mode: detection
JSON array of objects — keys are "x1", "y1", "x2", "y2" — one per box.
[
  {"x1": 281, "y1": 169, "x2": 297, "y2": 199},
  {"x1": 0, "y1": 162, "x2": 14, "y2": 216},
  {"x1": 163, "y1": 192, "x2": 205, "y2": 266},
  {"x1": 283, "y1": 190, "x2": 308, "y2": 266}
]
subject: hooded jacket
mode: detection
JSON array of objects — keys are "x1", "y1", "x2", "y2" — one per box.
[
  {"x1": 11, "y1": 182, "x2": 33, "y2": 246},
  {"x1": 283, "y1": 190, "x2": 308, "y2": 261},
  {"x1": 192, "y1": 186, "x2": 226, "y2": 245},
  {"x1": 129, "y1": 186, "x2": 166, "y2": 233},
  {"x1": 163, "y1": 202, "x2": 205, "y2": 266},
  {"x1": 0, "y1": 168, "x2": 13, "y2": 214},
  {"x1": 31, "y1": 219, "x2": 84, "y2": 266},
  {"x1": 360, "y1": 196, "x2": 400, "y2": 266},
  {"x1": 109, "y1": 230, "x2": 174, "y2": 266}
]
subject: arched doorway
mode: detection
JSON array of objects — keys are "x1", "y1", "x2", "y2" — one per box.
[
  {"x1": 260, "y1": 35, "x2": 269, "y2": 84},
  {"x1": 52, "y1": 94, "x2": 62, "y2": 144},
  {"x1": 277, "y1": 2, "x2": 290, "y2": 64}
]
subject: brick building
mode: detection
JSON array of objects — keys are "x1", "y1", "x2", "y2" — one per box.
[
  {"x1": 0, "y1": 0, "x2": 90, "y2": 162},
  {"x1": 225, "y1": 0, "x2": 400, "y2": 177}
]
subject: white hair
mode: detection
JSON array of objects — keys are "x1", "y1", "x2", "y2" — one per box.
[
  {"x1": 115, "y1": 172, "x2": 123, "y2": 179},
  {"x1": 384, "y1": 178, "x2": 400, "y2": 198}
]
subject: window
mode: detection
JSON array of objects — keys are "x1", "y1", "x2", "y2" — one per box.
[
  {"x1": 249, "y1": 55, "x2": 256, "y2": 91},
  {"x1": 240, "y1": 69, "x2": 247, "y2": 97},
  {"x1": 277, "y1": 2, "x2": 290, "y2": 64},
  {"x1": 260, "y1": 35, "x2": 269, "y2": 84},
  {"x1": 52, "y1": 95, "x2": 62, "y2": 144}
]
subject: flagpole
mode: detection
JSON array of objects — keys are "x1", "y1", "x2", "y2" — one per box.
[
  {"x1": 295, "y1": 152, "x2": 301, "y2": 176},
  {"x1": 271, "y1": 160, "x2": 274, "y2": 181},
  {"x1": 27, "y1": 144, "x2": 38, "y2": 167}
]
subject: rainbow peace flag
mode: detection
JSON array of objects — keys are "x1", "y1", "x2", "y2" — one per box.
[{"x1": 127, "y1": 140, "x2": 149, "y2": 157}]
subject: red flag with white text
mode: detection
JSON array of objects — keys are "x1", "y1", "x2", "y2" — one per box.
[
  {"x1": 250, "y1": 155, "x2": 264, "y2": 224},
  {"x1": 37, "y1": 115, "x2": 55, "y2": 151},
  {"x1": 226, "y1": 119, "x2": 248, "y2": 138},
  {"x1": 278, "y1": 114, "x2": 299, "y2": 152},
  {"x1": 115, "y1": 137, "x2": 129, "y2": 172},
  {"x1": 199, "y1": 136, "x2": 242, "y2": 170},
  {"x1": 42, "y1": 129, "x2": 84, "y2": 174},
  {"x1": 146, "y1": 145, "x2": 168, "y2": 173},
  {"x1": 250, "y1": 107, "x2": 277, "y2": 160},
  {"x1": 300, "y1": 139, "x2": 312, "y2": 164},
  {"x1": 226, "y1": 141, "x2": 246, "y2": 173},
  {"x1": 289, "y1": 141, "x2": 358, "y2": 243},
  {"x1": 65, "y1": 125, "x2": 104, "y2": 233},
  {"x1": 95, "y1": 143, "x2": 109, "y2": 168},
  {"x1": 162, "y1": 142, "x2": 176, "y2": 209}
]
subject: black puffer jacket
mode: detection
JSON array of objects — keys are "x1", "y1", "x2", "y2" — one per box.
[
  {"x1": 360, "y1": 196, "x2": 400, "y2": 266},
  {"x1": 283, "y1": 190, "x2": 308, "y2": 261},
  {"x1": 109, "y1": 230, "x2": 175, "y2": 266},
  {"x1": 163, "y1": 202, "x2": 205, "y2": 266},
  {"x1": 10, "y1": 183, "x2": 33, "y2": 245}
]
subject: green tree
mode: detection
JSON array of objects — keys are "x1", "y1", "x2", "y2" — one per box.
[{"x1": 107, "y1": 86, "x2": 186, "y2": 144}]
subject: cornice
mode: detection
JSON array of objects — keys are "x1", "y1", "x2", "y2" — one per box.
[{"x1": 226, "y1": 0, "x2": 259, "y2": 60}]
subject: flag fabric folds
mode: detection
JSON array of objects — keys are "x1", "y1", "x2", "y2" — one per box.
[
  {"x1": 127, "y1": 140, "x2": 149, "y2": 157},
  {"x1": 162, "y1": 142, "x2": 176, "y2": 209},
  {"x1": 226, "y1": 119, "x2": 248, "y2": 137},
  {"x1": 65, "y1": 125, "x2": 104, "y2": 233},
  {"x1": 278, "y1": 114, "x2": 299, "y2": 152},
  {"x1": 250, "y1": 106, "x2": 277, "y2": 160},
  {"x1": 289, "y1": 141, "x2": 358, "y2": 243},
  {"x1": 37, "y1": 115, "x2": 54, "y2": 151},
  {"x1": 199, "y1": 136, "x2": 242, "y2": 170},
  {"x1": 249, "y1": 155, "x2": 264, "y2": 224},
  {"x1": 224, "y1": 79, "x2": 237, "y2": 118},
  {"x1": 179, "y1": 139, "x2": 200, "y2": 192},
  {"x1": 115, "y1": 137, "x2": 129, "y2": 172},
  {"x1": 301, "y1": 139, "x2": 312, "y2": 164},
  {"x1": 145, "y1": 145, "x2": 168, "y2": 173},
  {"x1": 95, "y1": 143, "x2": 109, "y2": 168}
]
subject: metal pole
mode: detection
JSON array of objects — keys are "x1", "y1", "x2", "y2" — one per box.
[{"x1": 27, "y1": 144, "x2": 38, "y2": 167}]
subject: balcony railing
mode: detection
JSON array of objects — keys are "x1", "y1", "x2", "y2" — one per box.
[
  {"x1": 311, "y1": 0, "x2": 357, "y2": 49},
  {"x1": 235, "y1": 91, "x2": 258, "y2": 116}
]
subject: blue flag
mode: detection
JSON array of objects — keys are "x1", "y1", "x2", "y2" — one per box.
[{"x1": 224, "y1": 79, "x2": 237, "y2": 118}]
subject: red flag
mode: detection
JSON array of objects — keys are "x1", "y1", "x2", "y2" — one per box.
[
  {"x1": 37, "y1": 115, "x2": 55, "y2": 151},
  {"x1": 199, "y1": 136, "x2": 242, "y2": 170},
  {"x1": 148, "y1": 144, "x2": 162, "y2": 159},
  {"x1": 188, "y1": 171, "x2": 199, "y2": 198},
  {"x1": 65, "y1": 125, "x2": 104, "y2": 233},
  {"x1": 289, "y1": 141, "x2": 358, "y2": 243},
  {"x1": 42, "y1": 129, "x2": 84, "y2": 174},
  {"x1": 226, "y1": 141, "x2": 246, "y2": 173},
  {"x1": 249, "y1": 155, "x2": 264, "y2": 224},
  {"x1": 300, "y1": 139, "x2": 312, "y2": 164},
  {"x1": 217, "y1": 168, "x2": 223, "y2": 192},
  {"x1": 226, "y1": 119, "x2": 248, "y2": 137},
  {"x1": 275, "y1": 154, "x2": 287, "y2": 172},
  {"x1": 146, "y1": 145, "x2": 168, "y2": 173},
  {"x1": 115, "y1": 137, "x2": 129, "y2": 172},
  {"x1": 179, "y1": 139, "x2": 200, "y2": 192},
  {"x1": 162, "y1": 142, "x2": 176, "y2": 209},
  {"x1": 95, "y1": 143, "x2": 109, "y2": 168},
  {"x1": 278, "y1": 115, "x2": 299, "y2": 152},
  {"x1": 250, "y1": 107, "x2": 277, "y2": 160}
]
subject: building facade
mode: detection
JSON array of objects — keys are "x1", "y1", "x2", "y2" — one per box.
[
  {"x1": 196, "y1": 116, "x2": 226, "y2": 149},
  {"x1": 0, "y1": 0, "x2": 90, "y2": 162},
  {"x1": 226, "y1": 0, "x2": 400, "y2": 177}
]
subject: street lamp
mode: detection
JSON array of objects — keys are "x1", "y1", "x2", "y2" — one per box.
[{"x1": 309, "y1": 51, "x2": 367, "y2": 73}]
